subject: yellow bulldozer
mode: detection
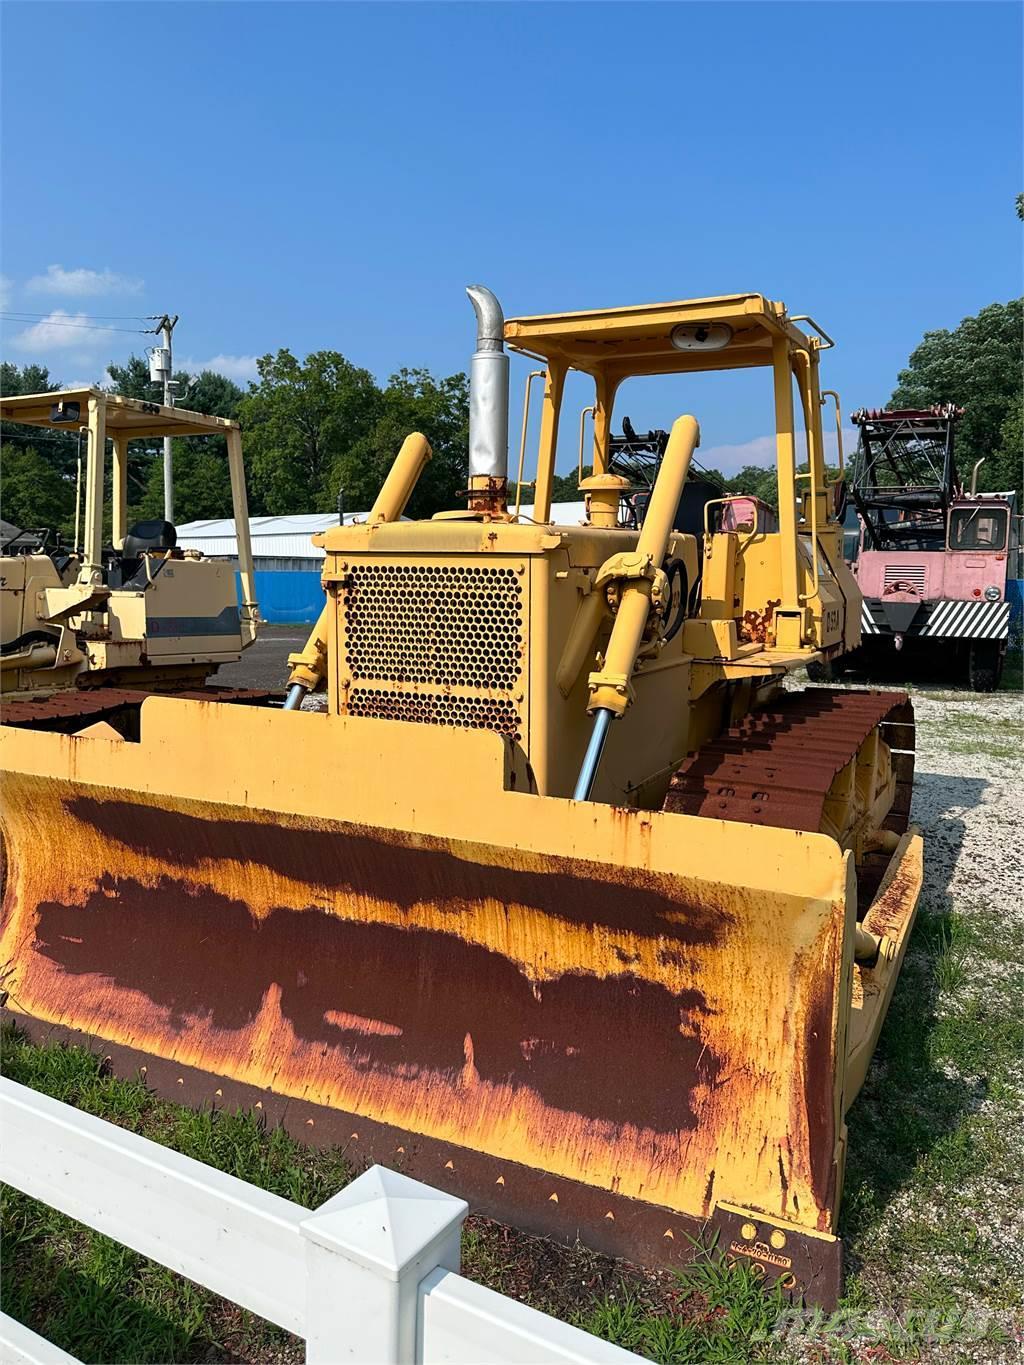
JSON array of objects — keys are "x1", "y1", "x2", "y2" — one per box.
[
  {"x1": 1, "y1": 389, "x2": 261, "y2": 720},
  {"x1": 0, "y1": 288, "x2": 922, "y2": 1306}
]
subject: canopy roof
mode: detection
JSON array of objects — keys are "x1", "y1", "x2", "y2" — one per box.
[
  {"x1": 0, "y1": 388, "x2": 238, "y2": 438},
  {"x1": 504, "y1": 292, "x2": 822, "y2": 378}
]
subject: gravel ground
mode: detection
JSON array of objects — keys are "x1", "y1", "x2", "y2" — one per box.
[
  {"x1": 781, "y1": 670, "x2": 1024, "y2": 1362},
  {"x1": 909, "y1": 685, "x2": 1022, "y2": 917}
]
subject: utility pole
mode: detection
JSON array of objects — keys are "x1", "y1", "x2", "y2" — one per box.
[{"x1": 147, "y1": 314, "x2": 179, "y2": 522}]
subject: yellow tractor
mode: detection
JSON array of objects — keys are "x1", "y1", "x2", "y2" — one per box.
[
  {"x1": 1, "y1": 389, "x2": 261, "y2": 721},
  {"x1": 0, "y1": 289, "x2": 922, "y2": 1306}
]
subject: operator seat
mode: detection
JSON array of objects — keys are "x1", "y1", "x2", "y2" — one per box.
[
  {"x1": 122, "y1": 520, "x2": 177, "y2": 559},
  {"x1": 112, "y1": 520, "x2": 178, "y2": 588}
]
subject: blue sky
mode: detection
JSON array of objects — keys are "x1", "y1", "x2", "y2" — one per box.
[{"x1": 2, "y1": 1, "x2": 1020, "y2": 475}]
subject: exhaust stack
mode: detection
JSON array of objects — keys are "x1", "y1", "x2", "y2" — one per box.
[{"x1": 466, "y1": 284, "x2": 509, "y2": 514}]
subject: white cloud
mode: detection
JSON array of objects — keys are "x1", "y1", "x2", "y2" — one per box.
[
  {"x1": 698, "y1": 433, "x2": 778, "y2": 475},
  {"x1": 180, "y1": 353, "x2": 260, "y2": 384},
  {"x1": 698, "y1": 427, "x2": 857, "y2": 475},
  {"x1": 12, "y1": 310, "x2": 112, "y2": 354},
  {"x1": 26, "y1": 264, "x2": 143, "y2": 297},
  {"x1": 62, "y1": 377, "x2": 106, "y2": 391}
]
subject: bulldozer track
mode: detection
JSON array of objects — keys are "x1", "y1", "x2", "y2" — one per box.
[
  {"x1": 664, "y1": 687, "x2": 915, "y2": 843},
  {"x1": 1, "y1": 686, "x2": 277, "y2": 733}
]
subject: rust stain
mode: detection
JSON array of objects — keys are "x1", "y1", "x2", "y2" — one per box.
[
  {"x1": 34, "y1": 872, "x2": 718, "y2": 1132},
  {"x1": 862, "y1": 845, "x2": 923, "y2": 943},
  {"x1": 68, "y1": 796, "x2": 725, "y2": 944},
  {"x1": 801, "y1": 965, "x2": 839, "y2": 1225},
  {"x1": 738, "y1": 598, "x2": 782, "y2": 645}
]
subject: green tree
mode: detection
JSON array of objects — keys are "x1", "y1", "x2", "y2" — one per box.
[
  {"x1": 105, "y1": 356, "x2": 164, "y2": 519},
  {"x1": 334, "y1": 368, "x2": 469, "y2": 518},
  {"x1": 134, "y1": 371, "x2": 245, "y2": 523},
  {"x1": 890, "y1": 299, "x2": 1022, "y2": 493},
  {"x1": 105, "y1": 355, "x2": 159, "y2": 402},
  {"x1": 105, "y1": 359, "x2": 246, "y2": 526},
  {"x1": 1, "y1": 361, "x2": 63, "y2": 399},
  {"x1": 996, "y1": 393, "x2": 1022, "y2": 493},
  {"x1": 723, "y1": 463, "x2": 779, "y2": 507},
  {"x1": 2, "y1": 445, "x2": 77, "y2": 533},
  {"x1": 1, "y1": 362, "x2": 78, "y2": 535},
  {"x1": 239, "y1": 350, "x2": 381, "y2": 514}
]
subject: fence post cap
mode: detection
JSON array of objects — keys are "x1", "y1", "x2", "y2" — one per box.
[{"x1": 299, "y1": 1165, "x2": 468, "y2": 1280}]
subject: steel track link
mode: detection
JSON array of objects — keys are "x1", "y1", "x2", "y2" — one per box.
[{"x1": 663, "y1": 688, "x2": 916, "y2": 857}]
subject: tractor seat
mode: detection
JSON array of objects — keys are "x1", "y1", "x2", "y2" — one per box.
[{"x1": 122, "y1": 520, "x2": 177, "y2": 560}]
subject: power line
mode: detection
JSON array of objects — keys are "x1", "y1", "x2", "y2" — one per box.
[
  {"x1": 0, "y1": 313, "x2": 148, "y2": 335},
  {"x1": 0, "y1": 310, "x2": 150, "y2": 321},
  {"x1": 19, "y1": 312, "x2": 149, "y2": 321}
]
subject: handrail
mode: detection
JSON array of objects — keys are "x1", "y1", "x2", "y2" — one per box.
[
  {"x1": 514, "y1": 370, "x2": 546, "y2": 517},
  {"x1": 790, "y1": 315, "x2": 836, "y2": 350},
  {"x1": 577, "y1": 405, "x2": 596, "y2": 484},
  {"x1": 820, "y1": 389, "x2": 844, "y2": 472},
  {"x1": 796, "y1": 464, "x2": 820, "y2": 603}
]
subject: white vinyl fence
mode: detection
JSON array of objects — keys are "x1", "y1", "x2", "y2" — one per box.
[{"x1": 0, "y1": 1077, "x2": 643, "y2": 1365}]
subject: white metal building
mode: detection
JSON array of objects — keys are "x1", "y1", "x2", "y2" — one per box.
[
  {"x1": 179, "y1": 506, "x2": 590, "y2": 572},
  {"x1": 176, "y1": 514, "x2": 358, "y2": 571}
]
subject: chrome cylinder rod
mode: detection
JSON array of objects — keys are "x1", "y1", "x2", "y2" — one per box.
[
  {"x1": 283, "y1": 683, "x2": 307, "y2": 712},
  {"x1": 573, "y1": 707, "x2": 614, "y2": 802}
]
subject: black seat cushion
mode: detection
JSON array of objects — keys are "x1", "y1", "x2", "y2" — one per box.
[{"x1": 122, "y1": 520, "x2": 177, "y2": 560}]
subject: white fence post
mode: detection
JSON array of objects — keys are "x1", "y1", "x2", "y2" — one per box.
[
  {"x1": 0, "y1": 1314, "x2": 81, "y2": 1365},
  {"x1": 299, "y1": 1164, "x2": 468, "y2": 1364}
]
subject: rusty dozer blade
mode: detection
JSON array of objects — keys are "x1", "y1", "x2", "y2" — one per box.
[{"x1": 0, "y1": 695, "x2": 922, "y2": 1306}]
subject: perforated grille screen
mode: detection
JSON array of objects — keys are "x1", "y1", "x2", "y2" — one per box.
[
  {"x1": 338, "y1": 560, "x2": 525, "y2": 741},
  {"x1": 348, "y1": 688, "x2": 522, "y2": 738}
]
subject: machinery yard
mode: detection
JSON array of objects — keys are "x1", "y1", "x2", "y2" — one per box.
[
  {"x1": 1, "y1": 284, "x2": 1019, "y2": 1363},
  {"x1": 2, "y1": 5, "x2": 1019, "y2": 1362}
]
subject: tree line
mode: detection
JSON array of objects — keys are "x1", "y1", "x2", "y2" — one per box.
[
  {"x1": 1, "y1": 352, "x2": 470, "y2": 535},
  {"x1": 1, "y1": 296, "x2": 1019, "y2": 538}
]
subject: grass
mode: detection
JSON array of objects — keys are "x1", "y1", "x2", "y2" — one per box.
[
  {"x1": 835, "y1": 899, "x2": 1024, "y2": 1361},
  {"x1": 1, "y1": 1027, "x2": 351, "y2": 1363}
]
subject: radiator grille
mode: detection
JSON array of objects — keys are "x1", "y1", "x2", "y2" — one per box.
[
  {"x1": 883, "y1": 564, "x2": 926, "y2": 593},
  {"x1": 338, "y1": 561, "x2": 525, "y2": 741},
  {"x1": 341, "y1": 563, "x2": 523, "y2": 689},
  {"x1": 348, "y1": 687, "x2": 522, "y2": 740}
]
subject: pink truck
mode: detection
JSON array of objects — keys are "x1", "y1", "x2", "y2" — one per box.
[{"x1": 846, "y1": 406, "x2": 1018, "y2": 691}]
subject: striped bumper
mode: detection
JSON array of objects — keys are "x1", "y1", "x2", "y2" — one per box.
[
  {"x1": 922, "y1": 598, "x2": 1010, "y2": 639},
  {"x1": 861, "y1": 599, "x2": 1010, "y2": 640}
]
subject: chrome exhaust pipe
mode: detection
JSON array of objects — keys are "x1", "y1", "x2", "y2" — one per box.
[{"x1": 466, "y1": 285, "x2": 509, "y2": 511}]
